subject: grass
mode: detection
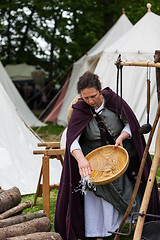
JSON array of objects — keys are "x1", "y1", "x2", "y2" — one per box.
[
  {"x1": 20, "y1": 122, "x2": 160, "y2": 239},
  {"x1": 33, "y1": 122, "x2": 65, "y2": 142},
  {"x1": 21, "y1": 190, "x2": 58, "y2": 232},
  {"x1": 21, "y1": 191, "x2": 136, "y2": 239}
]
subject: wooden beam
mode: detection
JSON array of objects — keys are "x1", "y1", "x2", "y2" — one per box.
[
  {"x1": 45, "y1": 149, "x2": 65, "y2": 156},
  {"x1": 37, "y1": 142, "x2": 61, "y2": 148},
  {"x1": 42, "y1": 156, "x2": 50, "y2": 219},
  {"x1": 114, "y1": 61, "x2": 160, "y2": 68},
  {"x1": 33, "y1": 149, "x2": 65, "y2": 156}
]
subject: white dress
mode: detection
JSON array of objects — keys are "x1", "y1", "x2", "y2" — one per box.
[{"x1": 84, "y1": 190, "x2": 123, "y2": 237}]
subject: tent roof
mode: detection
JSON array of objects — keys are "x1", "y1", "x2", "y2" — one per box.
[
  {"x1": 0, "y1": 62, "x2": 45, "y2": 127},
  {"x1": 5, "y1": 63, "x2": 48, "y2": 81},
  {"x1": 5, "y1": 63, "x2": 36, "y2": 81},
  {"x1": 105, "y1": 11, "x2": 160, "y2": 54},
  {"x1": 77, "y1": 13, "x2": 133, "y2": 64},
  {"x1": 86, "y1": 13, "x2": 133, "y2": 57}
]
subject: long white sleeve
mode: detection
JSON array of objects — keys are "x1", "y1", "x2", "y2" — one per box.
[
  {"x1": 70, "y1": 134, "x2": 81, "y2": 153},
  {"x1": 123, "y1": 123, "x2": 132, "y2": 138}
]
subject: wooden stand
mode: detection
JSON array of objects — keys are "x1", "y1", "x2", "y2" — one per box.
[
  {"x1": 33, "y1": 142, "x2": 65, "y2": 219},
  {"x1": 114, "y1": 50, "x2": 160, "y2": 239},
  {"x1": 132, "y1": 50, "x2": 160, "y2": 239}
]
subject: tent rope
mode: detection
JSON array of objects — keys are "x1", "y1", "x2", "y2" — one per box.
[{"x1": 16, "y1": 109, "x2": 43, "y2": 142}]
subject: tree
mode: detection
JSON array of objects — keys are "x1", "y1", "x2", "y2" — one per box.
[{"x1": 1, "y1": 0, "x2": 159, "y2": 86}]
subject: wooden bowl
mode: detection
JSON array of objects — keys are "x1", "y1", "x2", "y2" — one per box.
[{"x1": 85, "y1": 145, "x2": 129, "y2": 185}]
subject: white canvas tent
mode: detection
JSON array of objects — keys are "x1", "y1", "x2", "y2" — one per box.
[
  {"x1": 56, "y1": 7, "x2": 160, "y2": 154},
  {"x1": 5, "y1": 63, "x2": 48, "y2": 81},
  {"x1": 94, "y1": 9, "x2": 160, "y2": 154},
  {"x1": 0, "y1": 62, "x2": 45, "y2": 127},
  {"x1": 5, "y1": 63, "x2": 36, "y2": 81},
  {"x1": 0, "y1": 81, "x2": 62, "y2": 195},
  {"x1": 56, "y1": 13, "x2": 133, "y2": 126}
]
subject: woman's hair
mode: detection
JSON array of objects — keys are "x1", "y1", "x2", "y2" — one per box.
[{"x1": 77, "y1": 71, "x2": 102, "y2": 94}]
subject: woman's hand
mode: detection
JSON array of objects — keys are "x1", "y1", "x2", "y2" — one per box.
[
  {"x1": 114, "y1": 131, "x2": 130, "y2": 148},
  {"x1": 78, "y1": 157, "x2": 91, "y2": 177},
  {"x1": 71, "y1": 149, "x2": 91, "y2": 177}
]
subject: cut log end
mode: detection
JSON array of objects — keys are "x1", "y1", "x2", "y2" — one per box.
[{"x1": 0, "y1": 187, "x2": 21, "y2": 214}]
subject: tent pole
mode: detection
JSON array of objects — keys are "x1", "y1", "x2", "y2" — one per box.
[
  {"x1": 154, "y1": 50, "x2": 160, "y2": 101},
  {"x1": 114, "y1": 61, "x2": 160, "y2": 68},
  {"x1": 133, "y1": 116, "x2": 160, "y2": 239}
]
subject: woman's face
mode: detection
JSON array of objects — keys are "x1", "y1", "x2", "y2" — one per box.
[{"x1": 80, "y1": 87, "x2": 103, "y2": 109}]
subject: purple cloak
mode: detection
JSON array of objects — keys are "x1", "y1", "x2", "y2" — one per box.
[{"x1": 54, "y1": 87, "x2": 160, "y2": 240}]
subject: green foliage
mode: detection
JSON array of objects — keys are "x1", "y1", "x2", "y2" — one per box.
[
  {"x1": 113, "y1": 0, "x2": 160, "y2": 24},
  {"x1": 0, "y1": 0, "x2": 160, "y2": 86}
]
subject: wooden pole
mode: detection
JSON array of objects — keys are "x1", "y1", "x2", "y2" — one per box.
[
  {"x1": 114, "y1": 61, "x2": 160, "y2": 68},
  {"x1": 154, "y1": 50, "x2": 160, "y2": 101},
  {"x1": 33, "y1": 149, "x2": 65, "y2": 156},
  {"x1": 37, "y1": 142, "x2": 61, "y2": 148},
  {"x1": 33, "y1": 166, "x2": 43, "y2": 206},
  {"x1": 114, "y1": 100, "x2": 160, "y2": 240},
  {"x1": 133, "y1": 120, "x2": 160, "y2": 239},
  {"x1": 43, "y1": 156, "x2": 50, "y2": 218}
]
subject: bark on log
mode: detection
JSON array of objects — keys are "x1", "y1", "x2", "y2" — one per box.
[
  {"x1": 0, "y1": 210, "x2": 46, "y2": 228},
  {"x1": 0, "y1": 200, "x2": 31, "y2": 220},
  {"x1": 6, "y1": 232, "x2": 62, "y2": 240},
  {"x1": 0, "y1": 217, "x2": 51, "y2": 239},
  {"x1": 0, "y1": 187, "x2": 21, "y2": 213}
]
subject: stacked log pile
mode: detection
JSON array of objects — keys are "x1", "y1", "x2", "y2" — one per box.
[{"x1": 0, "y1": 186, "x2": 62, "y2": 240}]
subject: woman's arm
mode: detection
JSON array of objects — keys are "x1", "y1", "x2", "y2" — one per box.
[
  {"x1": 72, "y1": 149, "x2": 91, "y2": 177},
  {"x1": 70, "y1": 136, "x2": 91, "y2": 177},
  {"x1": 114, "y1": 131, "x2": 130, "y2": 147},
  {"x1": 114, "y1": 123, "x2": 131, "y2": 147}
]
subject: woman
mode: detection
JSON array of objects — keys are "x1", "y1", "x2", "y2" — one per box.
[{"x1": 54, "y1": 71, "x2": 159, "y2": 240}]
